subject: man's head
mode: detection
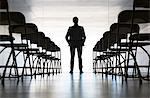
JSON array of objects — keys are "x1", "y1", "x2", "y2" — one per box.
[{"x1": 73, "y1": 17, "x2": 78, "y2": 24}]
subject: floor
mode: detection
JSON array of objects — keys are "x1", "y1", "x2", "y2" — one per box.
[{"x1": 0, "y1": 73, "x2": 150, "y2": 98}]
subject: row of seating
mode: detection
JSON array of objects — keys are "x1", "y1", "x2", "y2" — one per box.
[
  {"x1": 93, "y1": 0, "x2": 150, "y2": 84},
  {"x1": 0, "y1": 0, "x2": 61, "y2": 85}
]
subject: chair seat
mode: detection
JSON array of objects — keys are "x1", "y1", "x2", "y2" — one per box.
[
  {"x1": 103, "y1": 51, "x2": 126, "y2": 54},
  {"x1": 96, "y1": 54, "x2": 114, "y2": 60},
  {"x1": 17, "y1": 48, "x2": 39, "y2": 52},
  {"x1": 120, "y1": 42, "x2": 150, "y2": 47},
  {"x1": 0, "y1": 43, "x2": 28, "y2": 47},
  {"x1": 42, "y1": 55, "x2": 56, "y2": 60},
  {"x1": 34, "y1": 52, "x2": 46, "y2": 56},
  {"x1": 0, "y1": 35, "x2": 15, "y2": 41},
  {"x1": 130, "y1": 33, "x2": 150, "y2": 41},
  {"x1": 95, "y1": 56, "x2": 105, "y2": 60},
  {"x1": 109, "y1": 48, "x2": 131, "y2": 51}
]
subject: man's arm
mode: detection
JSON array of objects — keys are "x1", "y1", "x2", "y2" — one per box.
[
  {"x1": 65, "y1": 27, "x2": 71, "y2": 43},
  {"x1": 81, "y1": 27, "x2": 86, "y2": 41}
]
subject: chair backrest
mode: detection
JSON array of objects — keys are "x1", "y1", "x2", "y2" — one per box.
[
  {"x1": 134, "y1": 0, "x2": 150, "y2": 8},
  {"x1": 54, "y1": 45, "x2": 60, "y2": 52},
  {"x1": 103, "y1": 31, "x2": 110, "y2": 50},
  {"x1": 25, "y1": 31, "x2": 45, "y2": 49},
  {"x1": 28, "y1": 33, "x2": 38, "y2": 44},
  {"x1": 110, "y1": 23, "x2": 139, "y2": 34},
  {"x1": 93, "y1": 41, "x2": 101, "y2": 52},
  {"x1": 93, "y1": 41, "x2": 100, "y2": 52},
  {"x1": 9, "y1": 23, "x2": 39, "y2": 45},
  {"x1": 9, "y1": 23, "x2": 38, "y2": 35},
  {"x1": 44, "y1": 37, "x2": 60, "y2": 52},
  {"x1": 0, "y1": 12, "x2": 25, "y2": 25},
  {"x1": 109, "y1": 23, "x2": 140, "y2": 47},
  {"x1": 56, "y1": 45, "x2": 60, "y2": 51},
  {"x1": 0, "y1": 0, "x2": 8, "y2": 10},
  {"x1": 96, "y1": 38, "x2": 104, "y2": 52},
  {"x1": 0, "y1": 12, "x2": 25, "y2": 36},
  {"x1": 110, "y1": 23, "x2": 140, "y2": 42},
  {"x1": 48, "y1": 44, "x2": 60, "y2": 52},
  {"x1": 43, "y1": 37, "x2": 51, "y2": 49},
  {"x1": 47, "y1": 45, "x2": 60, "y2": 52},
  {"x1": 36, "y1": 32, "x2": 45, "y2": 47},
  {"x1": 118, "y1": 10, "x2": 150, "y2": 24}
]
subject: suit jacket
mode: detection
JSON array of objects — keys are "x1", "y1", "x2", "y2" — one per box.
[{"x1": 66, "y1": 25, "x2": 86, "y2": 47}]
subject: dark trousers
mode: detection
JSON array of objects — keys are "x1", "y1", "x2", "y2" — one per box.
[{"x1": 70, "y1": 46, "x2": 83, "y2": 71}]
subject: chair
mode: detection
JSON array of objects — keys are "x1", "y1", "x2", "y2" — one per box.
[
  {"x1": 109, "y1": 23, "x2": 140, "y2": 79},
  {"x1": 43, "y1": 37, "x2": 61, "y2": 74},
  {"x1": 9, "y1": 23, "x2": 41, "y2": 80},
  {"x1": 22, "y1": 31, "x2": 45, "y2": 77},
  {"x1": 118, "y1": 0, "x2": 150, "y2": 83},
  {"x1": 93, "y1": 31, "x2": 115, "y2": 76},
  {"x1": 102, "y1": 31, "x2": 124, "y2": 77},
  {"x1": 0, "y1": 12, "x2": 29, "y2": 84},
  {"x1": 93, "y1": 39, "x2": 104, "y2": 73}
]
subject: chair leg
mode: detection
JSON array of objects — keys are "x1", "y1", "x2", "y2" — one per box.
[
  {"x1": 2, "y1": 50, "x2": 12, "y2": 85},
  {"x1": 21, "y1": 56, "x2": 28, "y2": 81},
  {"x1": 130, "y1": 50, "x2": 142, "y2": 84},
  {"x1": 28, "y1": 54, "x2": 33, "y2": 79}
]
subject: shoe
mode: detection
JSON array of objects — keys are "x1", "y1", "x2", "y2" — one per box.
[
  {"x1": 69, "y1": 71, "x2": 73, "y2": 74},
  {"x1": 80, "y1": 70, "x2": 83, "y2": 74}
]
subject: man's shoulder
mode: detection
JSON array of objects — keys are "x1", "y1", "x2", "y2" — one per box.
[
  {"x1": 78, "y1": 26, "x2": 83, "y2": 28},
  {"x1": 70, "y1": 26, "x2": 83, "y2": 29}
]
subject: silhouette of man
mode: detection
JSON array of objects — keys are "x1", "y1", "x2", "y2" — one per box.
[{"x1": 66, "y1": 17, "x2": 86, "y2": 74}]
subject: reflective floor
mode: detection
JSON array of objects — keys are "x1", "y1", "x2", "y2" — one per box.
[{"x1": 0, "y1": 73, "x2": 150, "y2": 98}]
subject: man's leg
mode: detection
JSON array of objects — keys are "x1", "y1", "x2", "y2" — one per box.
[
  {"x1": 70, "y1": 47, "x2": 75, "y2": 73},
  {"x1": 77, "y1": 46, "x2": 83, "y2": 73}
]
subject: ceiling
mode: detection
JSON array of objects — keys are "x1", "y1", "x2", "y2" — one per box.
[{"x1": 8, "y1": 0, "x2": 133, "y2": 34}]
